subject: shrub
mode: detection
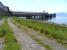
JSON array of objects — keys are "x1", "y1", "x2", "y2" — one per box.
[
  {"x1": 40, "y1": 29, "x2": 44, "y2": 33},
  {"x1": 45, "y1": 30, "x2": 50, "y2": 35}
]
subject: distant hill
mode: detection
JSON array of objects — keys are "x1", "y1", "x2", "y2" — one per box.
[{"x1": 56, "y1": 12, "x2": 67, "y2": 17}]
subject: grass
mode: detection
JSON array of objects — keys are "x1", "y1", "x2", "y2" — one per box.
[
  {"x1": 0, "y1": 25, "x2": 6, "y2": 37},
  {"x1": 27, "y1": 33, "x2": 53, "y2": 50},
  {"x1": 13, "y1": 17, "x2": 67, "y2": 47},
  {"x1": 0, "y1": 16, "x2": 7, "y2": 20},
  {"x1": 12, "y1": 18, "x2": 53, "y2": 50},
  {"x1": 30, "y1": 34, "x2": 52, "y2": 50},
  {"x1": 1, "y1": 19, "x2": 21, "y2": 50}
]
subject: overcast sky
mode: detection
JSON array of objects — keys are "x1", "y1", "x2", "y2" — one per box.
[{"x1": 0, "y1": 0, "x2": 67, "y2": 13}]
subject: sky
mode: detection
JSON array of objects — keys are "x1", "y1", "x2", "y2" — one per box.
[{"x1": 0, "y1": 0, "x2": 67, "y2": 13}]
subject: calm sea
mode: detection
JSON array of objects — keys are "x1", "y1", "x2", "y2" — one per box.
[{"x1": 48, "y1": 14, "x2": 67, "y2": 25}]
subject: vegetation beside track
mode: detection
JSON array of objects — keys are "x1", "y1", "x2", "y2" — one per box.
[
  {"x1": 13, "y1": 17, "x2": 67, "y2": 47},
  {"x1": 1, "y1": 19, "x2": 21, "y2": 50}
]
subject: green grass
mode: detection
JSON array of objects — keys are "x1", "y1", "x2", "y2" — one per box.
[
  {"x1": 28, "y1": 34, "x2": 53, "y2": 50},
  {"x1": 13, "y1": 17, "x2": 67, "y2": 47},
  {"x1": 12, "y1": 18, "x2": 53, "y2": 50},
  {"x1": 0, "y1": 25, "x2": 6, "y2": 37},
  {"x1": 0, "y1": 16, "x2": 7, "y2": 20},
  {"x1": 1, "y1": 19, "x2": 21, "y2": 50}
]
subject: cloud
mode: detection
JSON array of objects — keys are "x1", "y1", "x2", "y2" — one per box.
[
  {"x1": 45, "y1": 4, "x2": 67, "y2": 13},
  {"x1": 1, "y1": 0, "x2": 67, "y2": 13}
]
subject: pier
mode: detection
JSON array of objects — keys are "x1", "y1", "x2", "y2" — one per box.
[{"x1": 0, "y1": 2, "x2": 56, "y2": 20}]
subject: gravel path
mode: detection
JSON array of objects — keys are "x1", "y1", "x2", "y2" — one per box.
[
  {"x1": 0, "y1": 19, "x2": 5, "y2": 25},
  {"x1": 0, "y1": 19, "x2": 5, "y2": 50},
  {"x1": 0, "y1": 38, "x2": 4, "y2": 50},
  {"x1": 22, "y1": 27, "x2": 67, "y2": 50},
  {"x1": 8, "y1": 19, "x2": 46, "y2": 50}
]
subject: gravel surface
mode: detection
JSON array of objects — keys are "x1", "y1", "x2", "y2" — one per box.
[
  {"x1": 23, "y1": 27, "x2": 67, "y2": 50},
  {"x1": 0, "y1": 19, "x2": 5, "y2": 25},
  {"x1": 8, "y1": 19, "x2": 46, "y2": 50},
  {"x1": 0, "y1": 19, "x2": 5, "y2": 50},
  {"x1": 0, "y1": 38, "x2": 4, "y2": 50}
]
